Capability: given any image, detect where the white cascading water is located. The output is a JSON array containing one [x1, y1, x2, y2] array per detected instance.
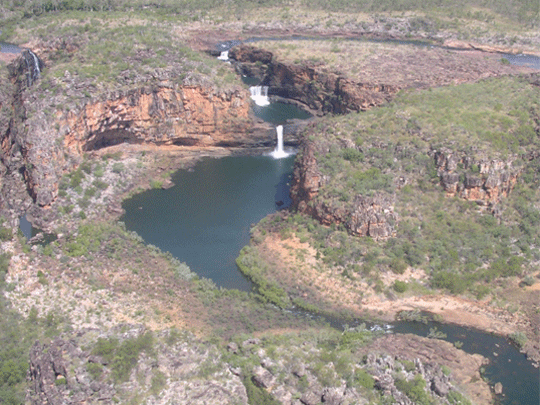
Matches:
[[24, 50, 41, 87], [217, 50, 229, 61], [249, 86, 270, 107], [270, 125, 290, 159], [30, 51, 40, 76]]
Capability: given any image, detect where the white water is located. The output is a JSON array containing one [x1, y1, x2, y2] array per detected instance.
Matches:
[[270, 125, 291, 159], [217, 50, 229, 61], [24, 50, 41, 86], [250, 86, 270, 107], [30, 51, 40, 76]]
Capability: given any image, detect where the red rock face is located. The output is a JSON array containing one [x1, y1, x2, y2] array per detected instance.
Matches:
[[229, 44, 399, 114], [4, 62, 263, 208], [434, 149, 521, 205], [264, 61, 399, 113], [60, 85, 253, 154]]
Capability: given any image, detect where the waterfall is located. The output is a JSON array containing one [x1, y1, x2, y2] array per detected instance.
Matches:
[[30, 51, 40, 77], [249, 86, 270, 107], [217, 50, 229, 61], [23, 50, 41, 87], [270, 125, 290, 159]]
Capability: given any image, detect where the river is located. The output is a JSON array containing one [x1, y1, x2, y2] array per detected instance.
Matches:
[[119, 95, 538, 404]]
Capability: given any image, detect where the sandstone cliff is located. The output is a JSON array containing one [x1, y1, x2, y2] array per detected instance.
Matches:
[[230, 45, 399, 114], [433, 148, 523, 205], [0, 49, 269, 210]]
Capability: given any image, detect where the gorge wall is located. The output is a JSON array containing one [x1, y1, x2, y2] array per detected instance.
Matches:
[[290, 132, 527, 240], [0, 50, 277, 211], [433, 148, 524, 206], [229, 45, 399, 114]]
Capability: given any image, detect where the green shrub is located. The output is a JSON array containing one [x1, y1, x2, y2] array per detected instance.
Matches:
[[54, 377, 67, 385], [0, 227, 12, 242], [151, 180, 163, 189], [93, 332, 154, 383], [509, 331, 528, 349], [86, 362, 103, 379], [93, 338, 119, 362], [243, 375, 281, 405], [37, 271, 48, 286], [112, 163, 125, 174], [447, 390, 472, 405], [400, 359, 416, 372], [92, 180, 108, 190], [431, 271, 467, 294], [150, 370, 167, 395], [342, 148, 364, 162], [354, 368, 375, 389], [393, 280, 408, 293], [389, 258, 407, 274], [70, 169, 84, 188], [395, 375, 435, 405], [236, 247, 290, 308]]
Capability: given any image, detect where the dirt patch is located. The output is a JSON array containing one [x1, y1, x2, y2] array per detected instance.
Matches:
[[256, 231, 534, 340]]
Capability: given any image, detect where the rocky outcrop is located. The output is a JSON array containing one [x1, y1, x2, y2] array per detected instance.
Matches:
[[432, 148, 522, 205], [27, 328, 248, 405], [227, 333, 486, 405], [229, 45, 399, 114], [365, 333, 491, 405], [291, 137, 397, 239], [229, 46, 273, 64], [27, 338, 116, 405]]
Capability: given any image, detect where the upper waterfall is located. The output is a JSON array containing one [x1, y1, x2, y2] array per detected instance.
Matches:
[[217, 50, 229, 61], [250, 86, 270, 107], [22, 50, 41, 87]]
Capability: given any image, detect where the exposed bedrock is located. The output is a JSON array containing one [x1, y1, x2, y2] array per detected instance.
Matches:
[[290, 133, 526, 239], [432, 148, 524, 206], [229, 44, 399, 114]]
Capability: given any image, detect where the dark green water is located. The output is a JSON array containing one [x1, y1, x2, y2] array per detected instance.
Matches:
[[252, 101, 312, 124], [120, 154, 295, 290]]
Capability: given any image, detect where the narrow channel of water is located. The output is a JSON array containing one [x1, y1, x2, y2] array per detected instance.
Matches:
[[393, 321, 539, 405]]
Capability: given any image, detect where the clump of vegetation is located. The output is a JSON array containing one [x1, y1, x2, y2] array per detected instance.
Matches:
[[236, 246, 290, 308], [0, 224, 12, 242], [93, 331, 154, 382], [508, 331, 528, 349], [393, 280, 408, 293], [395, 374, 435, 405]]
